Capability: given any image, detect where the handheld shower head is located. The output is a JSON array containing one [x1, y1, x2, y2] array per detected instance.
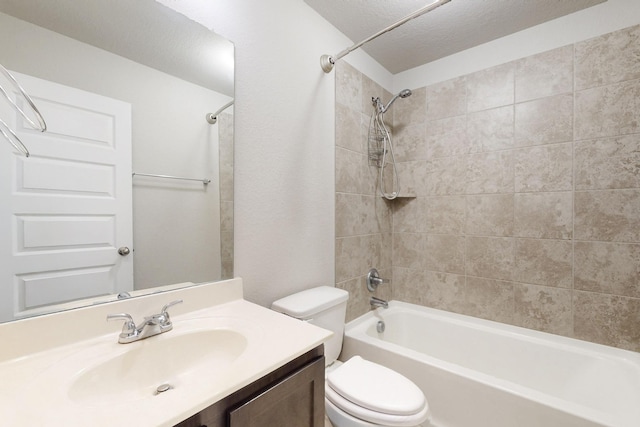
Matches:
[[381, 89, 412, 113]]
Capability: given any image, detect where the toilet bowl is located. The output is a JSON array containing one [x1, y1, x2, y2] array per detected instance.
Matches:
[[271, 286, 430, 427]]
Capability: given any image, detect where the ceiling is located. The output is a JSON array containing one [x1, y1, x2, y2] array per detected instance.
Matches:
[[0, 0, 234, 95], [304, 0, 606, 74]]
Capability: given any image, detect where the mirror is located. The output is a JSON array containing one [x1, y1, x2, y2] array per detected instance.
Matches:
[[0, 0, 234, 322]]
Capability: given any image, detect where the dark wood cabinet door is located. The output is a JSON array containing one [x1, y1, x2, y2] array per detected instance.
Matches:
[[174, 347, 325, 427], [229, 356, 325, 427]]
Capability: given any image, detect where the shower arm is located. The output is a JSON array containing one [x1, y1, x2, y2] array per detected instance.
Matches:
[[320, 0, 451, 73]]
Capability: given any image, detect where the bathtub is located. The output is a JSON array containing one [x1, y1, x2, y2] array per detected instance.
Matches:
[[340, 301, 640, 427]]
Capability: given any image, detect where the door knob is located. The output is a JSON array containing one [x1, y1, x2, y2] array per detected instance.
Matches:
[[118, 246, 131, 256]]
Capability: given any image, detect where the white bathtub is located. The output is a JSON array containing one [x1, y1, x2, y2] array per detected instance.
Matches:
[[340, 301, 640, 427]]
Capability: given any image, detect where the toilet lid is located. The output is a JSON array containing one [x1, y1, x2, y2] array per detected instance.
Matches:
[[326, 387, 430, 427], [327, 356, 426, 416]]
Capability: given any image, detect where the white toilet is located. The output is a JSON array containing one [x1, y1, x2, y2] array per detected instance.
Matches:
[[272, 286, 430, 427]]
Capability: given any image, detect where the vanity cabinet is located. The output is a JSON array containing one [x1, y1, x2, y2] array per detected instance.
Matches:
[[175, 346, 325, 427]]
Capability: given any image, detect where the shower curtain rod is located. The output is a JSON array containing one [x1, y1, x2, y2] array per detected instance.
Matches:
[[206, 99, 234, 125], [320, 0, 451, 73]]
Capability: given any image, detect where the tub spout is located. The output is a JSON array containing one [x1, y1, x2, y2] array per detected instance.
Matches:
[[370, 297, 389, 309]]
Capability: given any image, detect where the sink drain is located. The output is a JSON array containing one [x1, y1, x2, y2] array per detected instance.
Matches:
[[155, 383, 172, 395]]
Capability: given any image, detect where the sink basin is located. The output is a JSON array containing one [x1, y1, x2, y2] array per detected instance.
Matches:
[[67, 328, 247, 406]]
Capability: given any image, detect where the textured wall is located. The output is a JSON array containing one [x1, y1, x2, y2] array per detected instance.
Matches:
[[336, 24, 640, 352]]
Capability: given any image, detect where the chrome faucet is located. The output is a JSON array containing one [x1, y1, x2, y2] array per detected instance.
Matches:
[[107, 300, 183, 344], [370, 296, 389, 309], [366, 268, 390, 291]]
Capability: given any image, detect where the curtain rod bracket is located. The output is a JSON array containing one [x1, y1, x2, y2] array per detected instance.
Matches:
[[320, 54, 335, 73], [320, 0, 451, 73]]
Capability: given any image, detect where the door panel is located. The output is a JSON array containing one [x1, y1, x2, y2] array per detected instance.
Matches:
[[0, 71, 132, 321]]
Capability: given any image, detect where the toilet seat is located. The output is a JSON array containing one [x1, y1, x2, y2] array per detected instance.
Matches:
[[326, 356, 429, 426]]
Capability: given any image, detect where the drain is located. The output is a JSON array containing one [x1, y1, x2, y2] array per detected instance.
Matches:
[[155, 383, 172, 395], [376, 320, 385, 333]]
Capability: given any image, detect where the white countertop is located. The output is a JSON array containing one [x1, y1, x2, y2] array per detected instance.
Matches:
[[0, 278, 332, 426]]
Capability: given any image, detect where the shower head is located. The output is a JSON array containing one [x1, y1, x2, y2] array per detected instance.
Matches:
[[381, 89, 412, 113]]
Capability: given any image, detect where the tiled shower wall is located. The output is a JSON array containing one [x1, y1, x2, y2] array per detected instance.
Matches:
[[335, 24, 640, 352], [219, 111, 234, 279], [335, 65, 394, 319]]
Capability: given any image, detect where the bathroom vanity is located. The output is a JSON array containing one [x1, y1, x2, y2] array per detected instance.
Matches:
[[0, 278, 331, 426], [177, 347, 325, 426]]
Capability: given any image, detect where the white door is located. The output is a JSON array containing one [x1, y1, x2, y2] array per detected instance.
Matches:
[[0, 72, 132, 321]]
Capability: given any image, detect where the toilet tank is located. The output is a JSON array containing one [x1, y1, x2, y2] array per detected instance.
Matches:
[[271, 286, 348, 365]]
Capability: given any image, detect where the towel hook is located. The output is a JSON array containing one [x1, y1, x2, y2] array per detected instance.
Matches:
[[0, 64, 47, 132]]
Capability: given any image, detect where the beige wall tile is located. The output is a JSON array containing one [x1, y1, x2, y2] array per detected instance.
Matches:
[[515, 45, 574, 102], [574, 291, 640, 352], [426, 156, 466, 195], [336, 194, 387, 237], [466, 62, 515, 112], [336, 147, 363, 194], [463, 277, 514, 323], [466, 236, 514, 281], [575, 189, 640, 242], [336, 234, 390, 284], [423, 270, 466, 313], [426, 195, 466, 235], [373, 195, 392, 233], [363, 233, 391, 272], [467, 105, 514, 152], [336, 103, 363, 152], [425, 234, 466, 274], [394, 123, 427, 162], [426, 76, 466, 120], [337, 276, 369, 322], [514, 238, 572, 288], [393, 232, 426, 270], [392, 86, 427, 127], [336, 193, 360, 238], [513, 283, 573, 336], [465, 194, 514, 237], [575, 79, 640, 140], [221, 231, 233, 279], [393, 197, 428, 233], [336, 236, 362, 283], [393, 267, 427, 305], [514, 143, 573, 192], [396, 160, 427, 197], [362, 73, 391, 114], [514, 192, 572, 239], [466, 151, 514, 194], [363, 162, 379, 196], [575, 241, 640, 298], [380, 232, 393, 268], [360, 112, 372, 156], [426, 115, 469, 159], [575, 24, 640, 90], [515, 94, 573, 147], [335, 61, 362, 111], [221, 201, 234, 233], [575, 134, 640, 190]]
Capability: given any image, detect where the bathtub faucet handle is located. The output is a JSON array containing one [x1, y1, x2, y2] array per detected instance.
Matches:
[[367, 268, 389, 292]]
